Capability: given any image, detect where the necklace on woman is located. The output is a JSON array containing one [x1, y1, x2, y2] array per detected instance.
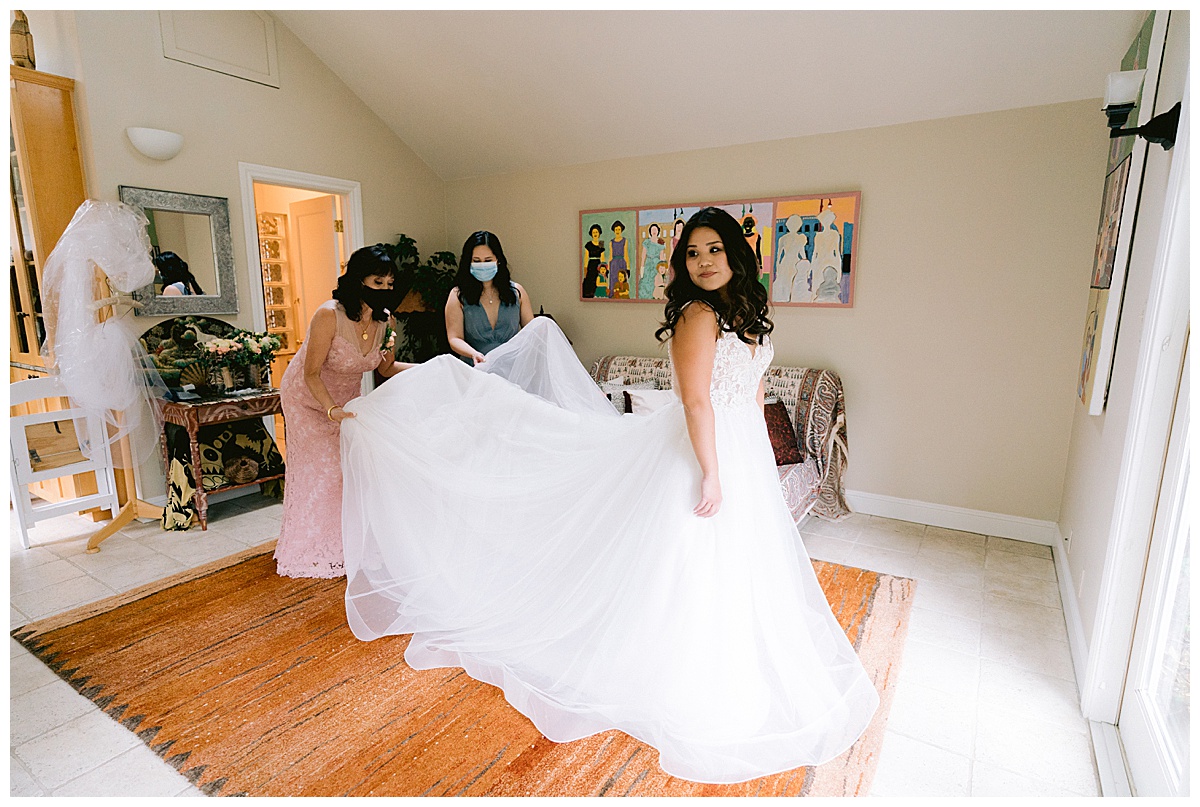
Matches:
[[357, 317, 372, 341]]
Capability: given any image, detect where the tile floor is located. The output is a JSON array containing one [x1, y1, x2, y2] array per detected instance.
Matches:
[[9, 501, 1100, 797]]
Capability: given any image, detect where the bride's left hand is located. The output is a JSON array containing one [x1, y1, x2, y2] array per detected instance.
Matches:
[[694, 475, 722, 518]]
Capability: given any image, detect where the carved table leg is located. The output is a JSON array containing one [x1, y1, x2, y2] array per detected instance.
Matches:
[[188, 425, 208, 530]]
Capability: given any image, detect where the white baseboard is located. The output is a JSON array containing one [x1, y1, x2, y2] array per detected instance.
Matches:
[[1051, 524, 1092, 711], [844, 489, 1059, 545]]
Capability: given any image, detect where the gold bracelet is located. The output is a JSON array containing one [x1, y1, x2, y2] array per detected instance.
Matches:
[[327, 405, 341, 421]]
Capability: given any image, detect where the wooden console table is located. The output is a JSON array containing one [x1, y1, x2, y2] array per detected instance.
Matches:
[[159, 389, 284, 530]]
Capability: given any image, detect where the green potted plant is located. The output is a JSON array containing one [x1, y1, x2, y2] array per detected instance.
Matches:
[[382, 235, 458, 363]]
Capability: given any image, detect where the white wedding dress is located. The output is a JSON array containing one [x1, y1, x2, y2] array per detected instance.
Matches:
[[340, 317, 878, 783]]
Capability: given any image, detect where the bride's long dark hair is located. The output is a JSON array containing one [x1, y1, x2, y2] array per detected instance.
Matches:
[[655, 206, 773, 345]]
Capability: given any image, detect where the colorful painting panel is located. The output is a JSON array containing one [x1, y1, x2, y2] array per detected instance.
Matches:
[[712, 201, 774, 296], [635, 208, 679, 301], [771, 192, 859, 307], [580, 209, 636, 300]]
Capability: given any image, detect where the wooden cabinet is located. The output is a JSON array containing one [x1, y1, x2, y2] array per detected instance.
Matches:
[[9, 66, 87, 368], [9, 66, 103, 515]]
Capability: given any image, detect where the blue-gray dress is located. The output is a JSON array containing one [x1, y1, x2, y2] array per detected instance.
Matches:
[[460, 283, 521, 362]]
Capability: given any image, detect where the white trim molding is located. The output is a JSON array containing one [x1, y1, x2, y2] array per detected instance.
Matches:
[[844, 489, 1058, 545], [160, 11, 280, 88], [1078, 60, 1190, 725], [1053, 524, 1092, 697]]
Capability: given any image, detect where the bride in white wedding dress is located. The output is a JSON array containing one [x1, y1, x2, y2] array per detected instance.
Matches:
[[339, 207, 878, 784]]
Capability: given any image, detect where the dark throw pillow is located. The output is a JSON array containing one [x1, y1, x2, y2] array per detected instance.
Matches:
[[764, 401, 803, 466]]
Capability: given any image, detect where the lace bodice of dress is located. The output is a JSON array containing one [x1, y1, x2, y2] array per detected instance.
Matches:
[[671, 331, 774, 410], [710, 331, 773, 409]]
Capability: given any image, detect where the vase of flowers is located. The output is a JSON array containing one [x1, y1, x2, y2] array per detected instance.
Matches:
[[239, 331, 282, 389], [199, 337, 243, 393]]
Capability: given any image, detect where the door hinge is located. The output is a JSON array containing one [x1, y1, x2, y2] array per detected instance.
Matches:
[[333, 219, 344, 233]]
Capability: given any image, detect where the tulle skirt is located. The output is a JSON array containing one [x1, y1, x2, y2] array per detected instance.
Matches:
[[339, 322, 878, 783]]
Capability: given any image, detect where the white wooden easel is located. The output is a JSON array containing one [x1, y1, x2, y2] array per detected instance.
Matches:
[[12, 274, 165, 552]]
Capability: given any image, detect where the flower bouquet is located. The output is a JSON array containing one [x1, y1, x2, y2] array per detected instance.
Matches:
[[198, 337, 245, 392], [237, 331, 283, 389]]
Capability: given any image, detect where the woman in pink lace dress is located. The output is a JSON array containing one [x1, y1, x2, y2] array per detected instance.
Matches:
[[275, 245, 414, 578]]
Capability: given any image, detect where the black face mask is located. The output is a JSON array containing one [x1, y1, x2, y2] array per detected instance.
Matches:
[[361, 286, 395, 321]]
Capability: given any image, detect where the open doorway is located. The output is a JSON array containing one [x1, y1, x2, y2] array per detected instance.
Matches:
[[252, 184, 346, 385], [252, 184, 345, 459], [238, 163, 364, 460]]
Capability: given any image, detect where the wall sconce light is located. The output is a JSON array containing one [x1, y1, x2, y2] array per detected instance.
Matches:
[[1103, 70, 1182, 151], [126, 127, 184, 160]]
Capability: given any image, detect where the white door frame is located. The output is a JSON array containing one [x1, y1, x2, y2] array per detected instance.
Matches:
[[1079, 69, 1190, 726], [1119, 342, 1189, 795], [236, 162, 365, 335]]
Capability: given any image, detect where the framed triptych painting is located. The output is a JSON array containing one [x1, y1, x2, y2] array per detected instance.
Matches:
[[580, 191, 861, 308]]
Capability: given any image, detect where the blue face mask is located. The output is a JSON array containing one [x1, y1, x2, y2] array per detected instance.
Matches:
[[469, 261, 498, 282]]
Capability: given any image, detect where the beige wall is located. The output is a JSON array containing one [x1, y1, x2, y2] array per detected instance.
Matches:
[[1057, 13, 1188, 646], [69, 9, 446, 336], [445, 101, 1109, 522], [56, 10, 448, 499]]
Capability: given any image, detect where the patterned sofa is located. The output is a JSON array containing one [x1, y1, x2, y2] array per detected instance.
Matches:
[[590, 355, 850, 524]]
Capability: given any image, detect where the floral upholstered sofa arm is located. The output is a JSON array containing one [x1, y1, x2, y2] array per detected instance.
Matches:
[[590, 355, 851, 524]]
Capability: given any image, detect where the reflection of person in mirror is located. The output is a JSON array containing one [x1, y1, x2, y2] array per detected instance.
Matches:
[[154, 251, 205, 296]]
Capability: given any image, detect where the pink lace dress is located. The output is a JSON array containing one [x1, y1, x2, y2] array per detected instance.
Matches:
[[274, 305, 384, 578]]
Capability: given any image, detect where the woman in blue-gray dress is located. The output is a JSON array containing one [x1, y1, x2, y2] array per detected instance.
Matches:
[[445, 231, 535, 365]]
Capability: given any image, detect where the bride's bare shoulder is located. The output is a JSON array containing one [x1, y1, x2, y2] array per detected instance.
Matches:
[[674, 301, 719, 342]]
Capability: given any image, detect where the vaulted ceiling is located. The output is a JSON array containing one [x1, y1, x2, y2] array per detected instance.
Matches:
[[273, 10, 1142, 182]]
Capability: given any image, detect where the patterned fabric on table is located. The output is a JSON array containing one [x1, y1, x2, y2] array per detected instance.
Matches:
[[161, 420, 285, 530], [591, 355, 851, 521]]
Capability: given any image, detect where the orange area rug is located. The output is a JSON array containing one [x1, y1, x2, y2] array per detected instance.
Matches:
[[12, 544, 913, 796]]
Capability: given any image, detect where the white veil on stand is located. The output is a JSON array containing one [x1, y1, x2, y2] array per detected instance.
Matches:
[[39, 200, 168, 467]]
